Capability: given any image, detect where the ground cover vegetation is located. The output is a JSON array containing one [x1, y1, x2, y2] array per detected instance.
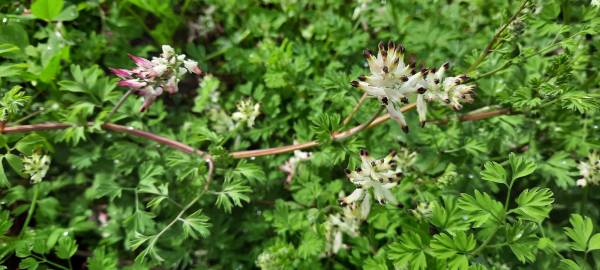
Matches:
[[1, 0, 600, 269]]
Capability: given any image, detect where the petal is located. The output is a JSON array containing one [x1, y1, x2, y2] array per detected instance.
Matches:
[[386, 102, 407, 128], [416, 94, 427, 125], [342, 188, 364, 204], [109, 68, 132, 79], [360, 192, 372, 219], [128, 54, 153, 68], [117, 79, 146, 89]]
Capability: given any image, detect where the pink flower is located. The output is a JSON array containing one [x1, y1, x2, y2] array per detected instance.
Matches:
[[111, 45, 203, 112], [128, 54, 153, 69], [117, 79, 146, 89], [109, 68, 133, 79], [163, 76, 178, 94]]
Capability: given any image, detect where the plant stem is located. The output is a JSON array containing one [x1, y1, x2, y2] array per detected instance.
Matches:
[[30, 254, 69, 270], [466, 0, 529, 73], [20, 185, 39, 237], [342, 93, 369, 126], [505, 181, 514, 211], [471, 228, 498, 256], [2, 105, 511, 160], [106, 89, 134, 122], [148, 195, 201, 248]]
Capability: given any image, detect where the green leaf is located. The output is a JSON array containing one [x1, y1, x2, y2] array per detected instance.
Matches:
[[429, 232, 476, 259], [508, 152, 536, 181], [388, 233, 428, 270], [31, 0, 64, 21], [297, 231, 324, 258], [563, 214, 594, 252], [588, 233, 600, 251], [15, 134, 51, 155], [18, 257, 39, 270], [215, 179, 251, 213], [513, 187, 554, 223], [53, 5, 79, 21], [559, 259, 581, 270], [5, 153, 25, 177], [480, 161, 507, 184], [55, 236, 78, 259], [458, 190, 505, 227], [180, 209, 211, 239], [87, 247, 118, 270], [430, 197, 470, 233], [506, 221, 538, 263], [0, 157, 9, 188], [231, 160, 266, 184]]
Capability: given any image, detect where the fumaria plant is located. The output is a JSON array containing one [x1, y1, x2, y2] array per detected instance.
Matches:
[[0, 0, 599, 269]]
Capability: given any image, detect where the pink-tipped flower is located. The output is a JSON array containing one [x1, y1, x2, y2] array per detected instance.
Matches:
[[112, 45, 204, 112], [128, 54, 153, 69], [117, 79, 146, 89], [109, 68, 133, 79], [184, 59, 202, 75]]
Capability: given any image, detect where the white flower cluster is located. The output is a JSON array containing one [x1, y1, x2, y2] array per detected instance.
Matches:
[[232, 99, 261, 128], [23, 153, 51, 184], [577, 151, 600, 187], [324, 206, 362, 255], [351, 41, 475, 132], [111, 45, 202, 112], [322, 148, 415, 255], [341, 149, 406, 207]]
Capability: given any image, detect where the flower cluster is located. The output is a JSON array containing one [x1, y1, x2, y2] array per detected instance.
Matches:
[[351, 41, 475, 132], [23, 152, 51, 184], [111, 45, 202, 112], [577, 151, 600, 187], [324, 206, 362, 255], [232, 98, 261, 128], [341, 149, 407, 207]]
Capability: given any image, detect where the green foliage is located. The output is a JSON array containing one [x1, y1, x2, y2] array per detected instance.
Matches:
[[0, 0, 599, 269]]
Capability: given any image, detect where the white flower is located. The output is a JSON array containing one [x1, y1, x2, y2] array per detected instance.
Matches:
[[577, 151, 600, 187], [341, 149, 410, 209], [411, 201, 435, 220], [279, 148, 312, 184], [592, 0, 600, 7], [232, 99, 261, 128], [324, 205, 363, 255], [351, 41, 475, 132], [23, 153, 51, 184], [161, 45, 175, 58]]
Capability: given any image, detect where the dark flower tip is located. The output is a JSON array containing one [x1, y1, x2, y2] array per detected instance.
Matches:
[[363, 49, 373, 59], [402, 126, 409, 133], [443, 62, 450, 70], [387, 41, 395, 50], [360, 149, 369, 156], [358, 75, 367, 81], [389, 149, 397, 156], [417, 87, 427, 94], [420, 121, 426, 128], [401, 97, 409, 104], [351, 80, 359, 87]]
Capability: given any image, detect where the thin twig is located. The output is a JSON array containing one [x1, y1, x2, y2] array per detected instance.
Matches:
[[342, 93, 369, 126], [466, 0, 529, 73], [106, 89, 134, 122], [3, 104, 510, 160]]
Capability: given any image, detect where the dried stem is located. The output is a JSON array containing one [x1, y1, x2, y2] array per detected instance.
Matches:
[[3, 104, 510, 160]]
